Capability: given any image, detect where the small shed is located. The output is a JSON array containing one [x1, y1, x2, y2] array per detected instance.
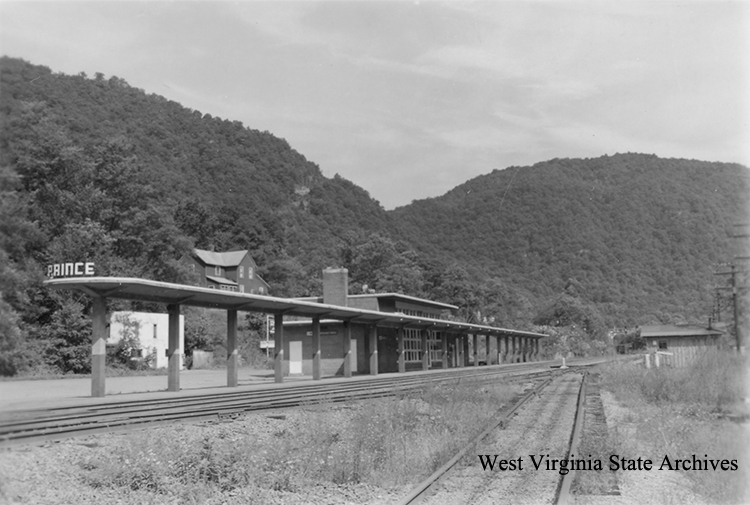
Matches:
[[638, 324, 723, 367]]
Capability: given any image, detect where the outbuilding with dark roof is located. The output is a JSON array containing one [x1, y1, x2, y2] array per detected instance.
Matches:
[[639, 324, 723, 367]]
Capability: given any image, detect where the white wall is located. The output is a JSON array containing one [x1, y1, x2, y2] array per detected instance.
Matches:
[[109, 311, 185, 369]]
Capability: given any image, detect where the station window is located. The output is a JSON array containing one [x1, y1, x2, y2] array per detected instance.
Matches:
[[658, 340, 668, 350], [153, 324, 158, 339], [248, 267, 254, 279], [240, 285, 245, 293], [239, 266, 244, 278], [258, 286, 264, 294], [215, 266, 222, 276]]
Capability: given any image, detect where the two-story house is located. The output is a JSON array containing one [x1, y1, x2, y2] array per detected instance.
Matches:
[[184, 249, 270, 294]]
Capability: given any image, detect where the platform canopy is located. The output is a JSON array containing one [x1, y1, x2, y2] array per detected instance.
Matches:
[[44, 277, 546, 339]]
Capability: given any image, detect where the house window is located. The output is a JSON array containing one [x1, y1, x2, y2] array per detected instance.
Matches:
[[153, 324, 158, 339], [215, 266, 222, 276], [658, 340, 668, 350], [239, 266, 244, 278], [239, 285, 245, 293], [208, 285, 215, 289], [248, 267, 254, 279], [258, 286, 265, 294]]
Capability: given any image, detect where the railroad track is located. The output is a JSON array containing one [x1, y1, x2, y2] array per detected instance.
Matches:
[[397, 371, 592, 505], [0, 363, 563, 447]]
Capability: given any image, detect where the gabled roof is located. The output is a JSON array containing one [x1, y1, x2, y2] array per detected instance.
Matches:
[[193, 249, 249, 267], [639, 325, 723, 338], [205, 275, 238, 286]]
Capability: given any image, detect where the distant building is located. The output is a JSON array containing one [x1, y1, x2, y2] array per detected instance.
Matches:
[[182, 249, 270, 294], [639, 324, 723, 367], [109, 311, 185, 369]]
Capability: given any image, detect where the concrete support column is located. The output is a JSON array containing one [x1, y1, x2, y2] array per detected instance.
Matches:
[[529, 338, 534, 361], [473, 334, 479, 367], [510, 336, 517, 363], [452, 333, 461, 368], [91, 296, 107, 397], [167, 304, 181, 392], [516, 336, 522, 363], [527, 338, 534, 362], [486, 335, 493, 365], [368, 325, 378, 375], [462, 334, 469, 367], [520, 337, 526, 363], [421, 329, 429, 371], [524, 337, 530, 362], [274, 313, 284, 383], [343, 321, 352, 378], [535, 338, 540, 360], [517, 337, 523, 363], [312, 317, 321, 380], [398, 326, 406, 373], [441, 332, 448, 369], [502, 336, 509, 364], [227, 310, 238, 387]]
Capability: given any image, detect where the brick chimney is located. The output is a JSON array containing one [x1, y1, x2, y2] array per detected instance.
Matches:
[[322, 268, 349, 307]]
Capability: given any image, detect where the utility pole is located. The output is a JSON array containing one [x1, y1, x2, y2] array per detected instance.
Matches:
[[715, 264, 747, 352], [714, 224, 749, 352]]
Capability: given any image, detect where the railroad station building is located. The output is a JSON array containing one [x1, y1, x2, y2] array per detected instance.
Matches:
[[280, 268, 540, 377], [44, 268, 546, 397]]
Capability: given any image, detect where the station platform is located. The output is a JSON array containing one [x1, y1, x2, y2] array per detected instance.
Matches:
[[0, 367, 301, 413], [0, 358, 594, 415]]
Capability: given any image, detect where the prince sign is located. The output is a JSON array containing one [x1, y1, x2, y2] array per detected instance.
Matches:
[[47, 262, 95, 278]]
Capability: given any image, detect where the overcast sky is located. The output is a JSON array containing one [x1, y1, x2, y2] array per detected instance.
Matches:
[[1, 1, 748, 209]]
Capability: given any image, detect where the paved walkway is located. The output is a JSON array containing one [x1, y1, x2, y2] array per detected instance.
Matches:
[[0, 368, 285, 412]]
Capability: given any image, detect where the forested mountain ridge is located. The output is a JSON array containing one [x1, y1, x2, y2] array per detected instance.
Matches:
[[392, 155, 748, 324], [0, 56, 747, 375], [0, 56, 393, 293]]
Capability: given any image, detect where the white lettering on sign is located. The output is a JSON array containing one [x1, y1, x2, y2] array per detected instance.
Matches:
[[46, 262, 95, 278]]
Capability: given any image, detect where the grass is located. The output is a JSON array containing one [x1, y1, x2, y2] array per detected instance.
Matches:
[[74, 380, 520, 501], [598, 350, 749, 504]]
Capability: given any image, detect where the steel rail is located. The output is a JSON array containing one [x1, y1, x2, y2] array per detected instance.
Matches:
[[554, 371, 589, 505], [395, 377, 555, 505], [0, 364, 559, 447]]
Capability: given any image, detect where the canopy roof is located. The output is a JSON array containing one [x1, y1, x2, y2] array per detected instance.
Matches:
[[44, 277, 546, 339]]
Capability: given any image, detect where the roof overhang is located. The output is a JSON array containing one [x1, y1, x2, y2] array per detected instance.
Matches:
[[44, 277, 547, 339], [639, 325, 723, 338]]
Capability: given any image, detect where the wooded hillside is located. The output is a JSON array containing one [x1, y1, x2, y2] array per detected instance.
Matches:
[[392, 155, 748, 325], [1, 56, 746, 375]]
